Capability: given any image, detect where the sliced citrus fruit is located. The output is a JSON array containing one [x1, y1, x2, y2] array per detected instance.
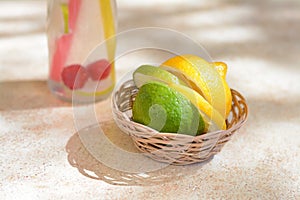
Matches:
[[60, 3, 69, 33], [168, 83, 226, 130], [160, 66, 204, 95], [161, 55, 227, 119], [211, 62, 232, 117], [133, 65, 186, 88], [132, 65, 226, 131], [132, 82, 205, 136]]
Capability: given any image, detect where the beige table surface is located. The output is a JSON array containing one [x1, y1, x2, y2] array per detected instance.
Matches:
[[1, 0, 300, 199]]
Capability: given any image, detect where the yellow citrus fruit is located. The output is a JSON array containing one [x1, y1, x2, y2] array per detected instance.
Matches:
[[168, 83, 226, 130], [211, 62, 232, 117], [161, 55, 227, 119]]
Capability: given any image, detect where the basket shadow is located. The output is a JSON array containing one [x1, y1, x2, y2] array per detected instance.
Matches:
[[0, 80, 70, 111], [65, 122, 213, 186]]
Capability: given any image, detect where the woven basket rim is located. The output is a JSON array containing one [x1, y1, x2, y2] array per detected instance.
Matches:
[[112, 79, 248, 139]]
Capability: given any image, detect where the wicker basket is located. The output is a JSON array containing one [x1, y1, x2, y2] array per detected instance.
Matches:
[[112, 80, 248, 165]]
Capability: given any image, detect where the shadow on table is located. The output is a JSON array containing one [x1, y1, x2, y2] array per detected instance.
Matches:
[[0, 80, 70, 111], [66, 122, 212, 186]]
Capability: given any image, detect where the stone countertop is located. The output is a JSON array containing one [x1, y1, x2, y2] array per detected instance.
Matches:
[[1, 0, 300, 199]]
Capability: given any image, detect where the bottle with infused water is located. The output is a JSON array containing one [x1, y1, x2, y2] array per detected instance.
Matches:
[[47, 0, 117, 103]]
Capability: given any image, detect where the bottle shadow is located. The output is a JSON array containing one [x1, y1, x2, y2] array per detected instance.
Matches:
[[0, 80, 70, 111], [65, 122, 213, 186]]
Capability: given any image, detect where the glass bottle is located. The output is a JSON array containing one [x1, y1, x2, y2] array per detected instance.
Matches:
[[47, 0, 117, 103]]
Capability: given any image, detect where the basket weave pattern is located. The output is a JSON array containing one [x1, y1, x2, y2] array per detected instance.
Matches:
[[112, 80, 248, 165]]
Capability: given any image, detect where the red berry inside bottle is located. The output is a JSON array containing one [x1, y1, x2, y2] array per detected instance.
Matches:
[[86, 59, 111, 81], [61, 64, 89, 90]]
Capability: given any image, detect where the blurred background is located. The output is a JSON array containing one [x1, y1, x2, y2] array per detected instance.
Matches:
[[0, 0, 300, 111], [0, 0, 299, 119], [1, 0, 299, 80]]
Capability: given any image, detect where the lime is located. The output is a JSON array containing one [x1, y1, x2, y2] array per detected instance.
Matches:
[[132, 82, 205, 136], [133, 65, 186, 88]]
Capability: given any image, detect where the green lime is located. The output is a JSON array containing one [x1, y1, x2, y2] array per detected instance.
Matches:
[[133, 65, 186, 88], [132, 82, 205, 136]]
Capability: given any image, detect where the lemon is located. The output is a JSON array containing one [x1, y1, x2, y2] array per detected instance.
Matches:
[[133, 65, 186, 88], [60, 3, 69, 34], [132, 82, 205, 136], [161, 66, 204, 96], [169, 83, 226, 130], [161, 55, 228, 119], [211, 62, 232, 117]]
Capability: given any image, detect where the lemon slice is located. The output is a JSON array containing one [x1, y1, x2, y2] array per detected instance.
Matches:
[[161, 55, 227, 119], [169, 83, 226, 130], [99, 0, 116, 83], [211, 62, 232, 117], [60, 3, 69, 33]]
